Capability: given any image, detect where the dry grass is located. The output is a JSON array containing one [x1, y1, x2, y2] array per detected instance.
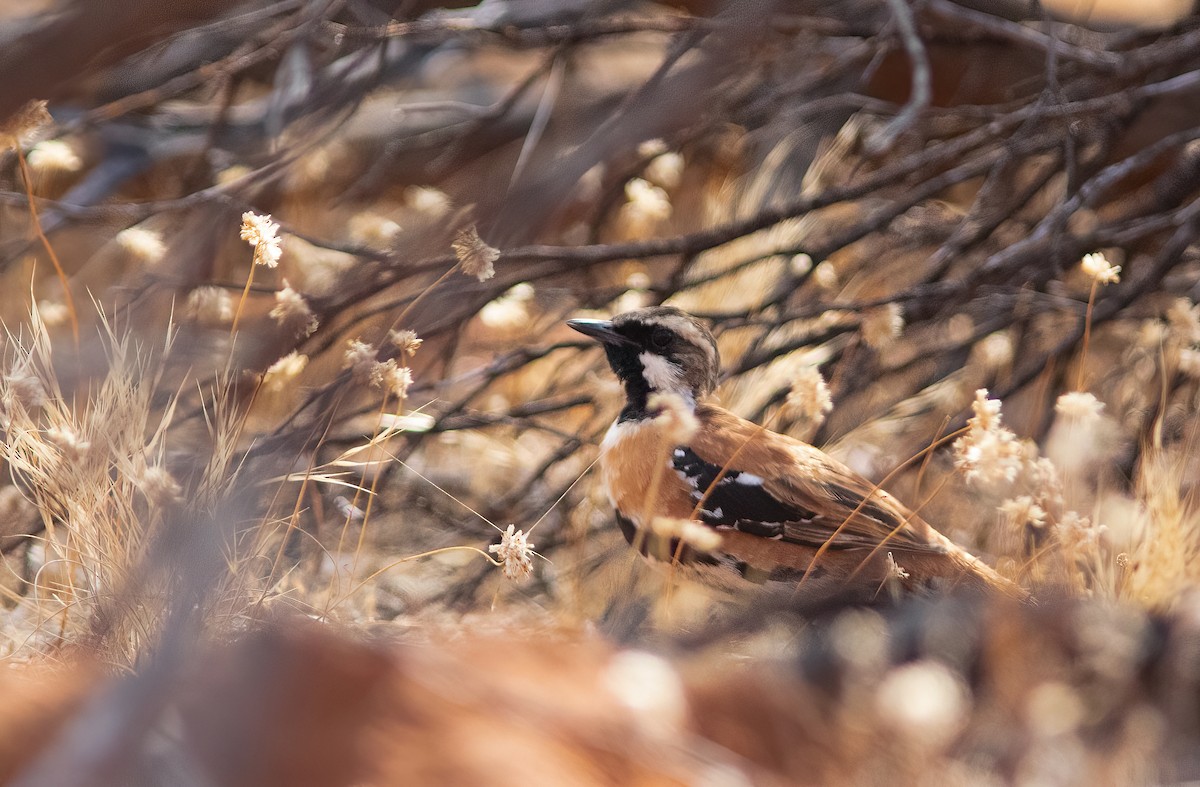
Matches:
[[2, 0, 1200, 783]]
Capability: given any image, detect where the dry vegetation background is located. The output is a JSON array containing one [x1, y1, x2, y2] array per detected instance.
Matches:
[[3, 0, 1200, 784]]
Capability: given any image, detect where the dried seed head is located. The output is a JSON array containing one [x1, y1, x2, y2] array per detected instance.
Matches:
[[269, 280, 318, 337], [1179, 348, 1200, 379], [646, 391, 698, 443], [262, 351, 308, 393], [957, 429, 1024, 487], [140, 465, 182, 507], [1080, 251, 1120, 285], [649, 516, 723, 553], [645, 151, 684, 190], [481, 283, 535, 332], [453, 225, 500, 282], [370, 360, 413, 399], [1137, 319, 1168, 349], [612, 273, 652, 312], [637, 138, 668, 158], [186, 286, 233, 325], [348, 212, 401, 246], [1055, 511, 1105, 546], [623, 177, 671, 222], [45, 426, 90, 461], [875, 661, 970, 748], [1028, 455, 1063, 510], [239, 211, 282, 267], [27, 139, 81, 173], [490, 524, 536, 582], [479, 287, 531, 331], [3, 367, 46, 412], [389, 329, 422, 356], [999, 495, 1046, 529], [1055, 391, 1104, 423], [391, 366, 414, 399], [886, 551, 910, 581], [967, 388, 1001, 431], [116, 227, 167, 266], [36, 300, 69, 327], [974, 331, 1014, 371], [369, 358, 395, 389], [344, 340, 377, 381], [784, 366, 833, 426], [1166, 298, 1200, 345], [953, 389, 1024, 487], [861, 303, 904, 350], [405, 186, 451, 217]]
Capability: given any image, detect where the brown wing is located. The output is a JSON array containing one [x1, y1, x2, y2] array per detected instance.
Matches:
[[683, 404, 947, 554]]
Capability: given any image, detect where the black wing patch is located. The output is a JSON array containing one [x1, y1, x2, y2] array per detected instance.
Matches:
[[671, 447, 816, 538]]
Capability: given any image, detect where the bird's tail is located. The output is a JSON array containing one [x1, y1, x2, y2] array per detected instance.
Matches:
[[904, 538, 1031, 602]]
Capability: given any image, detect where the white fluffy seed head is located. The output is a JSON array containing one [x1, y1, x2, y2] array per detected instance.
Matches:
[[785, 366, 833, 425], [27, 139, 81, 173], [239, 211, 282, 267], [1080, 251, 1120, 285], [875, 661, 970, 748], [269, 280, 318, 337], [861, 303, 904, 350], [453, 225, 500, 282], [650, 516, 722, 552], [116, 227, 167, 266], [489, 524, 535, 582], [262, 352, 308, 393], [647, 391, 698, 443], [1055, 391, 1104, 422]]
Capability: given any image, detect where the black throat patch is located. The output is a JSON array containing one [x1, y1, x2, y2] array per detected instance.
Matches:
[[602, 344, 652, 422]]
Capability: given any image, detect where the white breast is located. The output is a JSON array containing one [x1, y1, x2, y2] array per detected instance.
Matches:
[[600, 419, 640, 510]]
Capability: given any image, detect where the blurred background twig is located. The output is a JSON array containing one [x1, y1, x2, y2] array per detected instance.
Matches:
[[3, 0, 1200, 783]]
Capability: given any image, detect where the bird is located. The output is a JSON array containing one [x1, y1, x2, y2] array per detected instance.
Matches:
[[567, 305, 1026, 600]]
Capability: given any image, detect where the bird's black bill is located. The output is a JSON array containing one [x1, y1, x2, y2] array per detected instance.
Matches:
[[566, 318, 635, 347]]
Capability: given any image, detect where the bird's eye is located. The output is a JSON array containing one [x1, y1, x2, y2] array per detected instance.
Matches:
[[650, 328, 672, 350]]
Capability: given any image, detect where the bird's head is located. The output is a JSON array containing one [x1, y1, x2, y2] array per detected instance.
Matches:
[[567, 306, 720, 411]]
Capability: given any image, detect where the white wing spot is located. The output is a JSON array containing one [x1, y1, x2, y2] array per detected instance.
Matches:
[[674, 468, 703, 494], [734, 472, 765, 486]]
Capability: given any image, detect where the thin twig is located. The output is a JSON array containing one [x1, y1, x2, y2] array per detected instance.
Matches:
[[866, 0, 931, 154]]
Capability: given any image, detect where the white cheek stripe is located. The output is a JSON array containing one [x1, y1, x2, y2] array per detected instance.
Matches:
[[639, 352, 684, 392]]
